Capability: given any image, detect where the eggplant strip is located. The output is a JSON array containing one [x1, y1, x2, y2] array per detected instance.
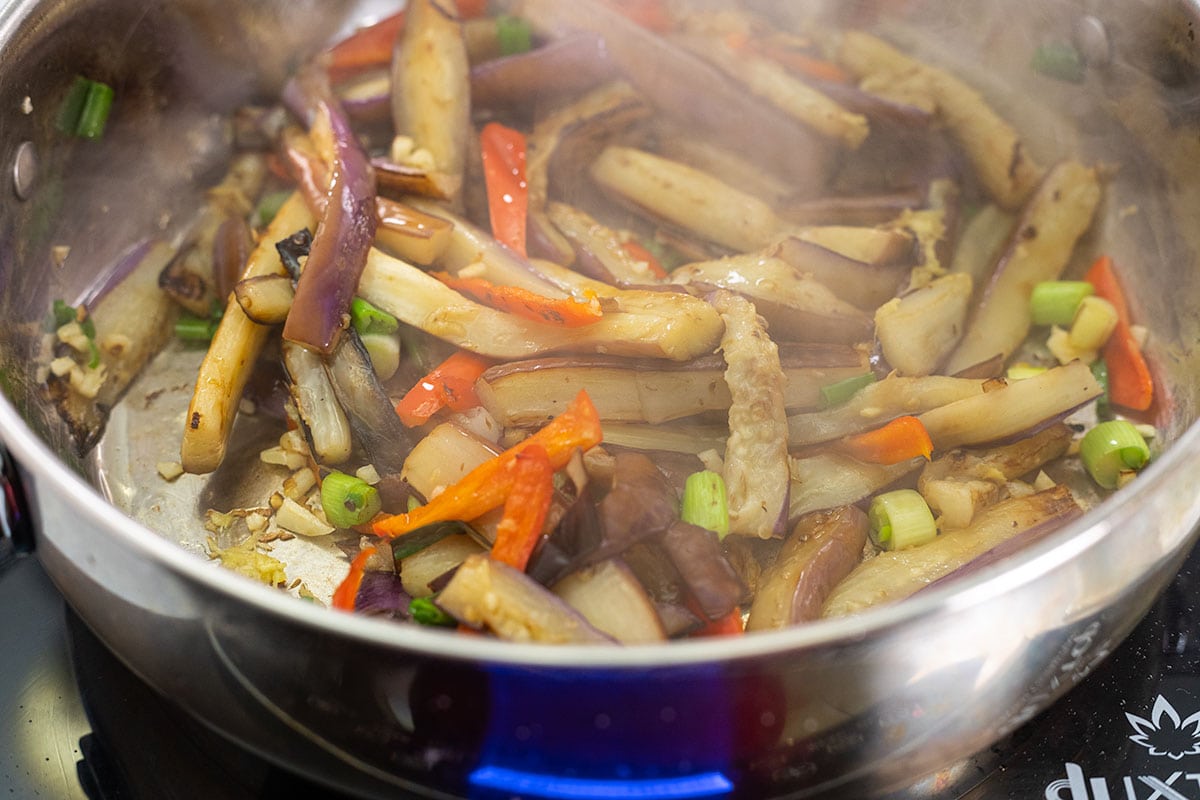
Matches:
[[357, 248, 724, 361], [822, 485, 1082, 618], [712, 291, 790, 539], [788, 453, 924, 521], [182, 193, 316, 474], [476, 346, 868, 428], [391, 0, 470, 206], [919, 360, 1102, 451], [943, 161, 1102, 375], [918, 423, 1073, 529], [874, 272, 973, 376], [747, 506, 869, 630], [771, 236, 910, 310], [281, 341, 352, 465], [547, 202, 666, 286], [787, 374, 988, 447], [552, 560, 667, 644], [837, 30, 1043, 209], [670, 255, 873, 344]]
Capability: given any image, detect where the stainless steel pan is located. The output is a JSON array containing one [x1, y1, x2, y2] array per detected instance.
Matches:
[[4, 0, 1200, 797]]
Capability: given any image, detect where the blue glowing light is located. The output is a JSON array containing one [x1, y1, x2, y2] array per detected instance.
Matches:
[[468, 767, 734, 799]]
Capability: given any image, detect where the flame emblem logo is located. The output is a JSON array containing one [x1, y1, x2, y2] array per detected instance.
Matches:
[[1126, 695, 1200, 760]]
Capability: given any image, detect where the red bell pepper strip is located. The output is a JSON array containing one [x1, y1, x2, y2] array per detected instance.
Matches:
[[686, 598, 744, 637], [1085, 256, 1154, 412], [480, 122, 529, 257], [621, 240, 669, 280], [490, 444, 554, 571], [373, 390, 603, 538], [326, 12, 407, 83], [434, 271, 604, 327], [455, 0, 489, 18], [332, 546, 378, 611], [837, 416, 933, 465], [395, 351, 491, 427]]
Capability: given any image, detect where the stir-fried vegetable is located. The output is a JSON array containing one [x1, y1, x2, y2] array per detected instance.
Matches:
[[95, 0, 1163, 643]]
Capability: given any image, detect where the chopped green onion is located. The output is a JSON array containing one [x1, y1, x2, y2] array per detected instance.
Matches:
[[391, 520, 477, 563], [820, 372, 876, 408], [1067, 295, 1118, 351], [680, 470, 730, 540], [320, 471, 383, 529], [251, 190, 292, 229], [407, 495, 423, 512], [496, 15, 533, 56], [175, 314, 220, 342], [868, 489, 938, 551], [641, 237, 689, 272], [56, 76, 92, 134], [409, 596, 456, 627], [76, 80, 115, 140], [1079, 420, 1150, 489], [51, 299, 76, 328], [1031, 41, 1086, 84], [350, 296, 400, 335], [1030, 281, 1094, 326], [1091, 360, 1111, 419]]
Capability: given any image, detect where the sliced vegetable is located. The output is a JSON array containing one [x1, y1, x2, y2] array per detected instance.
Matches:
[[1085, 256, 1154, 412], [1032, 42, 1086, 84], [332, 546, 378, 611], [1091, 360, 1111, 418], [175, 313, 221, 342], [496, 15, 534, 55], [490, 444, 554, 571], [321, 470, 383, 528], [1067, 295, 1118, 352], [1030, 280, 1094, 327], [480, 122, 530, 255], [1079, 420, 1151, 489], [820, 373, 877, 408], [372, 390, 602, 538], [434, 271, 603, 327], [391, 520, 481, 563], [868, 489, 937, 551], [680, 471, 730, 540], [395, 351, 491, 427], [60, 77, 116, 139], [350, 296, 400, 336], [326, 11, 408, 82], [409, 596, 457, 627], [837, 416, 933, 465]]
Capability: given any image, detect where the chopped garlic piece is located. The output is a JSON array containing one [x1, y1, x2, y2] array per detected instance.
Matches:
[[49, 356, 76, 377], [274, 496, 335, 537], [356, 464, 382, 485], [260, 446, 306, 471], [56, 321, 92, 354], [156, 461, 185, 482]]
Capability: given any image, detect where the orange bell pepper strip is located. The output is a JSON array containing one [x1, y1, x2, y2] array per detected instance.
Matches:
[[1085, 256, 1154, 412], [490, 444, 554, 571], [837, 416, 933, 465], [690, 607, 745, 638], [332, 546, 378, 611], [326, 11, 407, 83], [480, 122, 529, 257], [455, 0, 489, 18], [395, 351, 491, 427], [434, 271, 604, 327], [373, 390, 603, 538]]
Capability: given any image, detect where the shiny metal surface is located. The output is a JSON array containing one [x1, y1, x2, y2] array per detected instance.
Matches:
[[2, 0, 1200, 797]]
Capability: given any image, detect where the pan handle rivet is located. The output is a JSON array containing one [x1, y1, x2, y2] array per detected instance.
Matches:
[[12, 141, 37, 201]]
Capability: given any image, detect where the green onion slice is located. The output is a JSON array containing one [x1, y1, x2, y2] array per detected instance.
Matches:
[[868, 489, 938, 551], [175, 314, 219, 342], [820, 372, 876, 408], [1031, 42, 1086, 84], [76, 80, 115, 140], [496, 15, 533, 56], [350, 297, 400, 336], [51, 299, 76, 328], [320, 471, 383, 529], [252, 190, 292, 229], [56, 76, 92, 134], [1030, 281, 1094, 326], [1090, 360, 1111, 419], [391, 520, 480, 563], [680, 470, 730, 540], [1079, 420, 1150, 489], [409, 596, 457, 627]]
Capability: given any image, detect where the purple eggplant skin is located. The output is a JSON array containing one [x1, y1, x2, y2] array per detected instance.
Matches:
[[324, 330, 413, 476], [355, 571, 412, 619], [282, 103, 377, 355], [470, 32, 619, 111], [660, 521, 747, 621], [747, 506, 869, 631]]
